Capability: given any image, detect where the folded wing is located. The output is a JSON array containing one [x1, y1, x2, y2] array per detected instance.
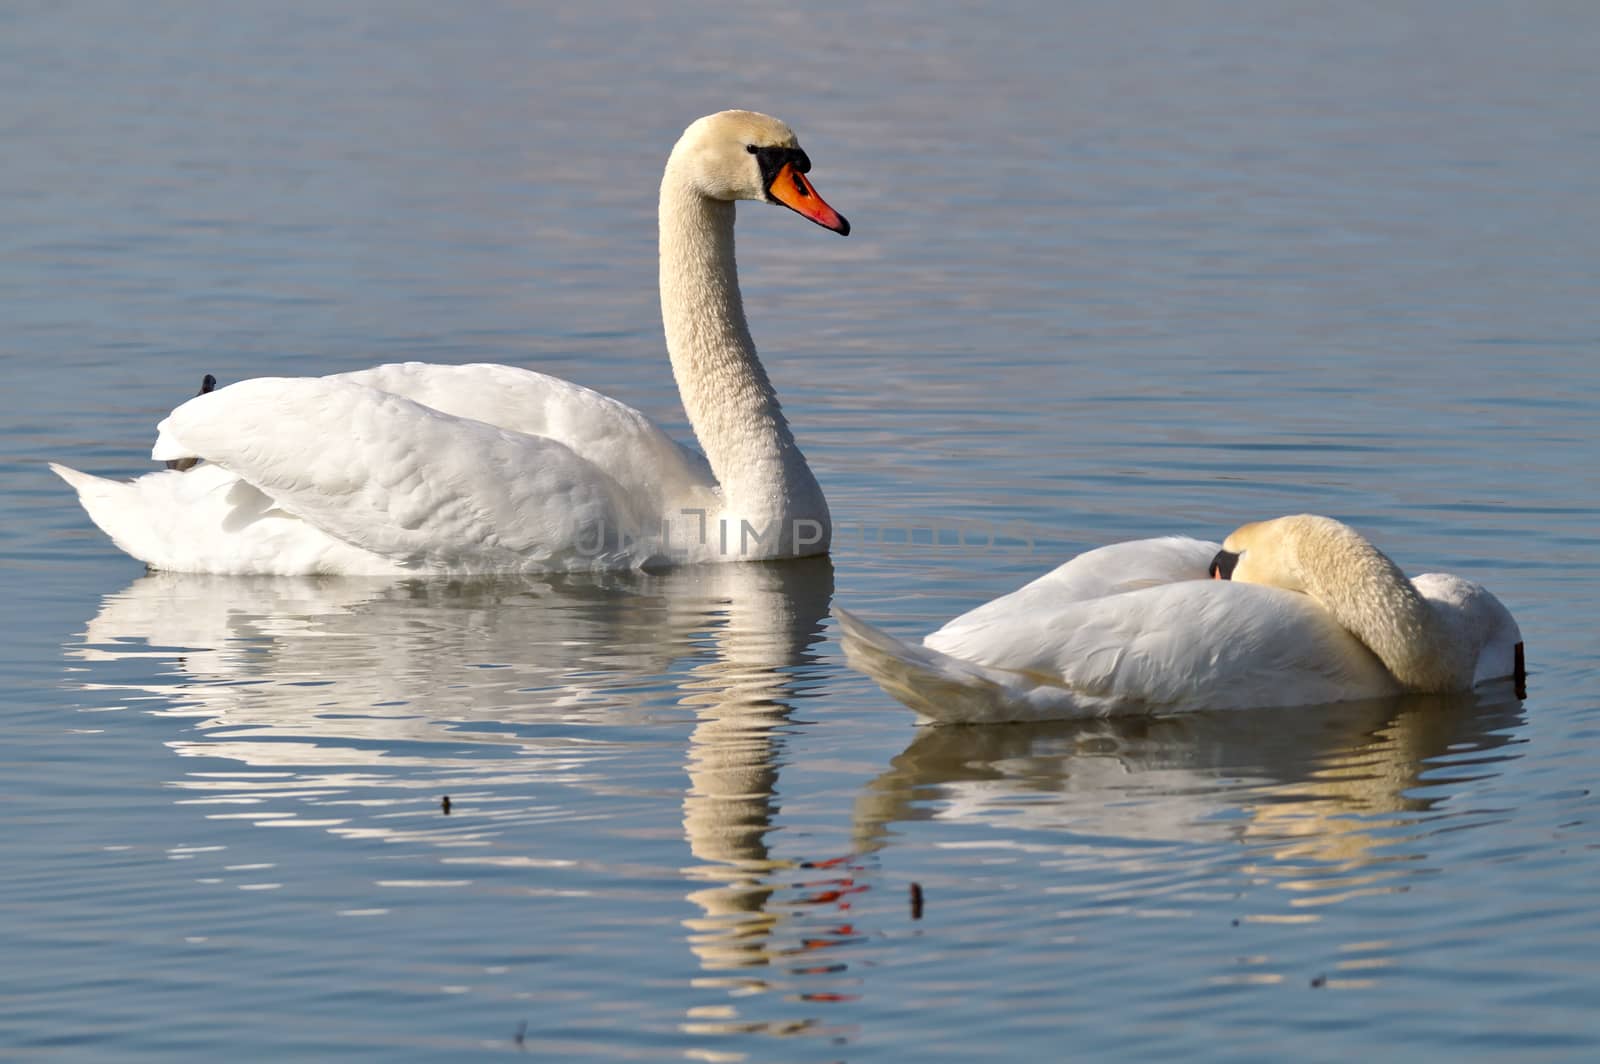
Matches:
[[334, 362, 715, 513], [153, 376, 638, 571]]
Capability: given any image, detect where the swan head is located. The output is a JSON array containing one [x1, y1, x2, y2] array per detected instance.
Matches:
[[1214, 515, 1527, 694], [1209, 514, 1322, 592], [1213, 514, 1415, 602], [667, 110, 850, 234]]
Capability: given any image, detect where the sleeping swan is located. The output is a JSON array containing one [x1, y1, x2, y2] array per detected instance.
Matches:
[[51, 110, 849, 575], [837, 515, 1524, 723]]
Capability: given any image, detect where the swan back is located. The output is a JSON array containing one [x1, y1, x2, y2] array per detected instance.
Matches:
[[334, 362, 718, 522]]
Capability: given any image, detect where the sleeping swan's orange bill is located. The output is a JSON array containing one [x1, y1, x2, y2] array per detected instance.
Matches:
[[768, 162, 850, 235]]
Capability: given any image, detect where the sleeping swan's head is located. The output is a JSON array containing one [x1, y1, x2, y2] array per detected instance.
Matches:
[[666, 110, 850, 235], [1208, 514, 1322, 591], [1210, 514, 1525, 693]]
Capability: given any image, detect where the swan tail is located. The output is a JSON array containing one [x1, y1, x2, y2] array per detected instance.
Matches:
[[51, 461, 409, 575], [835, 607, 1064, 724], [52, 462, 262, 573], [50, 463, 169, 566]]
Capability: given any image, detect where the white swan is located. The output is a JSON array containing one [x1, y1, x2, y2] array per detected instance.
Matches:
[[51, 110, 849, 575], [838, 515, 1524, 723]]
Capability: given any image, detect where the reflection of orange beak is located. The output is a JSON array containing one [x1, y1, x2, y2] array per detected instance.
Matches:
[[768, 162, 850, 235]]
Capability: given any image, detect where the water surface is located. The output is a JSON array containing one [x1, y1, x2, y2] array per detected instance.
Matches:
[[4, 2, 1599, 1060]]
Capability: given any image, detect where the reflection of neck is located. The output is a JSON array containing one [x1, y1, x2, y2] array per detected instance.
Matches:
[[677, 563, 828, 966], [680, 681, 785, 967], [680, 581, 801, 868], [657, 169, 828, 545]]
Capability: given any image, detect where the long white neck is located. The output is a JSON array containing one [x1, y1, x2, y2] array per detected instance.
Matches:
[[1294, 521, 1466, 691], [657, 164, 829, 552]]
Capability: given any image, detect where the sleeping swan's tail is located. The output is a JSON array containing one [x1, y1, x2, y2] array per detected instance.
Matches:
[[834, 608, 1043, 724]]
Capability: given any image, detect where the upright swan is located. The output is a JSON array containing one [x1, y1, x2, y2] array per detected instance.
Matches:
[[838, 515, 1523, 723], [52, 110, 849, 575]]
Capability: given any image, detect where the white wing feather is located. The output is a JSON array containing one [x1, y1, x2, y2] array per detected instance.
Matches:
[[929, 536, 1220, 639], [840, 536, 1401, 723], [59, 362, 730, 574], [153, 376, 637, 571], [332, 363, 716, 512]]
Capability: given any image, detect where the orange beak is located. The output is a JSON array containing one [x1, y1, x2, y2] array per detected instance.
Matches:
[[768, 162, 850, 235]]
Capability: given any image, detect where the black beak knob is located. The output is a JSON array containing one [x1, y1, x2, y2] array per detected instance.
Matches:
[[1209, 550, 1240, 580]]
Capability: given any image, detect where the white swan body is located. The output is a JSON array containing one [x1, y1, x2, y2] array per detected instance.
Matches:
[[52, 110, 849, 575], [839, 517, 1523, 724]]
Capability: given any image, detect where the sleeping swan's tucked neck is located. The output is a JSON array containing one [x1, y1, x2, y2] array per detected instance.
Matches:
[[659, 112, 843, 552], [1215, 514, 1521, 692]]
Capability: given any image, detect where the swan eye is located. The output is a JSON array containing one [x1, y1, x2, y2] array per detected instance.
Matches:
[[746, 144, 758, 154]]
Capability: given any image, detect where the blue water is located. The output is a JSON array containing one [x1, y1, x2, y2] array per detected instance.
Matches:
[[4, 2, 1599, 1060]]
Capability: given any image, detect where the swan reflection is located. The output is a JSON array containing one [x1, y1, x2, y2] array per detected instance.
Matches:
[[854, 688, 1524, 923], [68, 558, 858, 1045]]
